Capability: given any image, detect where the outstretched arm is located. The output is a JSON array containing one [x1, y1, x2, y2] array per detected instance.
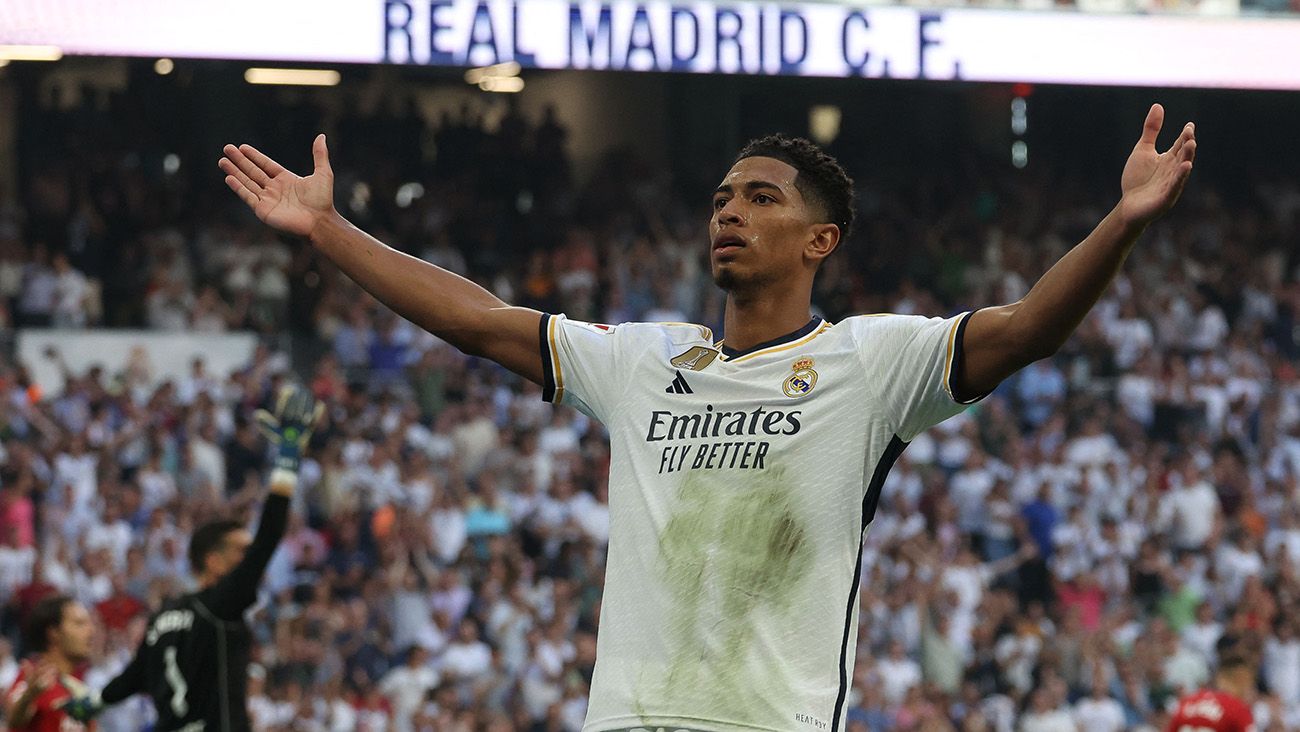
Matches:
[[956, 104, 1197, 399], [99, 643, 146, 704], [61, 647, 142, 721], [219, 136, 543, 384], [208, 385, 323, 619]]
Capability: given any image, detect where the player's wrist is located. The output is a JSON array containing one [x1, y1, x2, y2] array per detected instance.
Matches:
[[269, 466, 300, 489], [306, 208, 346, 247], [1114, 196, 1155, 235], [59, 690, 103, 722]]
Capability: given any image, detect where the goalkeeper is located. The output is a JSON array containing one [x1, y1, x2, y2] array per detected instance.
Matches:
[[63, 385, 323, 731]]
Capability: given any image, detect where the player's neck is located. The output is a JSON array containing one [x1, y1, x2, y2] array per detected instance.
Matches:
[[45, 651, 74, 676], [1217, 675, 1249, 701], [722, 287, 814, 353]]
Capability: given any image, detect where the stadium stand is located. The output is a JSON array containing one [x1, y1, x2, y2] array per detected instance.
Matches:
[[1, 83, 1299, 732]]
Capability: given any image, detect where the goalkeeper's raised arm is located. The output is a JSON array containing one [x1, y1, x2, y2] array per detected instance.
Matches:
[[219, 137, 544, 384], [64, 385, 323, 732]]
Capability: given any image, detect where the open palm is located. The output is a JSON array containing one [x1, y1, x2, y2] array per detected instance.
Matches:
[[219, 134, 335, 237], [1120, 104, 1197, 226]]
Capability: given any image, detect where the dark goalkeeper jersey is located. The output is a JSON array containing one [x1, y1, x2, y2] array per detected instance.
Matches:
[[102, 494, 289, 732]]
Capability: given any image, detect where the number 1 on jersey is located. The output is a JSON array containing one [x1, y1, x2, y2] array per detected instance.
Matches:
[[163, 646, 190, 717]]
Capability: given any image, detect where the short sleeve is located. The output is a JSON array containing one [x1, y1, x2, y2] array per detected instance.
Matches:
[[6, 672, 27, 707], [847, 311, 984, 442], [1237, 698, 1256, 731], [539, 313, 628, 422]]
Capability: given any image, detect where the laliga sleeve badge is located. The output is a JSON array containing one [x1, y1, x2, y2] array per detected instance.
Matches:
[[783, 357, 818, 398]]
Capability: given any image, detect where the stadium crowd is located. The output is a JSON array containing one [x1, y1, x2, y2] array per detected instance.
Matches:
[[1, 88, 1300, 732]]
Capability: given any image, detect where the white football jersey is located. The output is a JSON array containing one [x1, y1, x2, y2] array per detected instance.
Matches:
[[539, 312, 980, 732]]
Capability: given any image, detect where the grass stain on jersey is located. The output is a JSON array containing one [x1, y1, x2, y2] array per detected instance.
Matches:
[[646, 466, 813, 720]]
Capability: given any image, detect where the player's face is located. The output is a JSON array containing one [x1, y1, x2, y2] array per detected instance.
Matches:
[[55, 602, 95, 662], [709, 157, 830, 291], [214, 529, 253, 578]]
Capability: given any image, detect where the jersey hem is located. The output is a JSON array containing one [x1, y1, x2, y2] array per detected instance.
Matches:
[[587, 713, 788, 732]]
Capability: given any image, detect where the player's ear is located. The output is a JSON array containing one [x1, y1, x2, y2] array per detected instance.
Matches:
[[806, 223, 840, 263]]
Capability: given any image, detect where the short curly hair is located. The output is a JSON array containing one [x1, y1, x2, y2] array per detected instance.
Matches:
[[734, 135, 855, 242]]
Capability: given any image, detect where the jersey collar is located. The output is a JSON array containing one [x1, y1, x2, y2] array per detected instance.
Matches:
[[718, 316, 824, 361]]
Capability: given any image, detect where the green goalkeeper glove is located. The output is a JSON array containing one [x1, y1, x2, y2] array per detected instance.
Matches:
[[59, 690, 104, 722], [254, 384, 324, 474]]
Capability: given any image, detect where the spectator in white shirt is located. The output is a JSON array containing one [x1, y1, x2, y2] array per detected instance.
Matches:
[[570, 480, 610, 545], [996, 619, 1044, 696], [379, 646, 441, 732], [17, 244, 57, 327], [428, 490, 468, 565], [0, 526, 35, 602], [1162, 630, 1210, 695], [876, 639, 922, 705], [1181, 602, 1223, 665], [50, 253, 91, 328], [950, 450, 997, 538], [1214, 528, 1264, 600], [82, 500, 133, 571], [532, 619, 575, 681], [72, 546, 114, 605], [1103, 300, 1154, 370], [1263, 617, 1300, 709], [1072, 673, 1126, 732], [1188, 287, 1229, 352], [1020, 686, 1077, 732], [1064, 417, 1121, 469], [52, 434, 98, 514], [440, 618, 494, 683], [145, 278, 194, 331], [1117, 354, 1160, 429], [430, 569, 473, 628], [1265, 506, 1300, 566], [1157, 462, 1221, 552]]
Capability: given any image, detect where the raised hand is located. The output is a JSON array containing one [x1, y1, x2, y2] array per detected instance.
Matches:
[[58, 691, 104, 723], [219, 134, 335, 238], [23, 658, 57, 694], [254, 383, 325, 473], [1119, 104, 1197, 226]]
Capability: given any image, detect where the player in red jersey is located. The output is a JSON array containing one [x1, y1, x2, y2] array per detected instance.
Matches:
[[4, 595, 97, 732], [1168, 635, 1257, 732]]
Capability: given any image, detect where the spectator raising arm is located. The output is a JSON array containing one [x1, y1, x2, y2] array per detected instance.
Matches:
[[219, 136, 544, 384]]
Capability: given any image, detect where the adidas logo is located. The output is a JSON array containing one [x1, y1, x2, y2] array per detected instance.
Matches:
[[665, 370, 694, 394]]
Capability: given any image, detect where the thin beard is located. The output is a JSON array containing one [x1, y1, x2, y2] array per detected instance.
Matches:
[[713, 267, 774, 299]]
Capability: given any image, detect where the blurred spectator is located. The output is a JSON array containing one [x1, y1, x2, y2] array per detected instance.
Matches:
[[378, 646, 439, 732]]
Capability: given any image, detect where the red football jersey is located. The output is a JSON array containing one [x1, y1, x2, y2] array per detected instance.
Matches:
[[5, 664, 95, 732], [1167, 689, 1255, 732]]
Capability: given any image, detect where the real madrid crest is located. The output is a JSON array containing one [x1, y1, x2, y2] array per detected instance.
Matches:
[[782, 357, 818, 398]]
